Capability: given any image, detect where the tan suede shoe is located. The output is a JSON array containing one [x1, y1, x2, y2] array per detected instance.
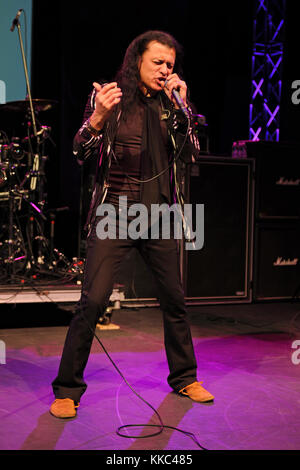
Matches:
[[50, 398, 79, 418], [179, 381, 214, 403]]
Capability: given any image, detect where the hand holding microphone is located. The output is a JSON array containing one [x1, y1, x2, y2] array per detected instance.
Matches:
[[163, 74, 190, 119]]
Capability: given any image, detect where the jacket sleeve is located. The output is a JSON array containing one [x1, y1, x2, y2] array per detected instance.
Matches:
[[73, 88, 104, 165]]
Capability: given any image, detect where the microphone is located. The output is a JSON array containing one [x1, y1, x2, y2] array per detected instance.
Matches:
[[164, 80, 190, 119], [10, 9, 23, 32]]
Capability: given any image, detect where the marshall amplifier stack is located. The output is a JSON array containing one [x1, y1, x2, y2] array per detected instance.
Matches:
[[182, 141, 300, 303], [244, 141, 300, 300]]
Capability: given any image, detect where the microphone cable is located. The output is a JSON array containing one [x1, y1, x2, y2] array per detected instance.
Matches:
[[83, 315, 208, 449], [106, 96, 191, 185]]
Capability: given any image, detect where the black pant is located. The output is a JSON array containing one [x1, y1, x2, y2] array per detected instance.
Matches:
[[52, 218, 198, 402]]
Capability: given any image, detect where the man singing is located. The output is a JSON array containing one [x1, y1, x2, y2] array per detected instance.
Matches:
[[50, 30, 214, 419]]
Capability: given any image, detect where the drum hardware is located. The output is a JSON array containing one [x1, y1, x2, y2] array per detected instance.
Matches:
[[0, 189, 29, 202], [0, 138, 25, 161], [0, 123, 73, 282], [0, 220, 27, 278], [0, 166, 8, 188], [0, 12, 76, 286], [0, 122, 65, 282], [0, 101, 57, 278], [0, 177, 75, 283]]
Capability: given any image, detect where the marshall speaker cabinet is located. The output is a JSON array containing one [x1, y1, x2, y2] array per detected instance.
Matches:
[[245, 141, 300, 220], [182, 156, 254, 304], [245, 141, 300, 300], [253, 222, 300, 300], [111, 156, 254, 306]]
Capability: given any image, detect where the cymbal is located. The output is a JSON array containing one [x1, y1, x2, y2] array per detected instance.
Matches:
[[0, 99, 58, 114]]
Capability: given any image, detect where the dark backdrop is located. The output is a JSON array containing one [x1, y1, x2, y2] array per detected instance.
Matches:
[[30, 0, 299, 258]]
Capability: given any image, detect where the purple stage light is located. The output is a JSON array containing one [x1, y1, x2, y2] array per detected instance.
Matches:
[[249, 0, 286, 142]]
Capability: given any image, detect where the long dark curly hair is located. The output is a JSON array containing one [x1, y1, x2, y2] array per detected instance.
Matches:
[[115, 30, 184, 115]]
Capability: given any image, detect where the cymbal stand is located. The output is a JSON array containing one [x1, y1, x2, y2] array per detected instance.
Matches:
[[12, 11, 39, 143], [10, 10, 43, 272], [12, 9, 44, 249], [12, 11, 55, 274]]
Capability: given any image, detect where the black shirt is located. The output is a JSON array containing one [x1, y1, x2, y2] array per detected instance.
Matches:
[[105, 100, 144, 207]]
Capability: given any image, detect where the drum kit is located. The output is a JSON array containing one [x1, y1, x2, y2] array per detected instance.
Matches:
[[0, 11, 84, 295], [0, 9, 84, 290], [0, 99, 82, 286]]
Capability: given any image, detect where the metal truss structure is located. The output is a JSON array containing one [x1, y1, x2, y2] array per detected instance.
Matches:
[[249, 0, 286, 141]]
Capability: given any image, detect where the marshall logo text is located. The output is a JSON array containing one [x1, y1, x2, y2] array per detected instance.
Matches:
[[273, 257, 299, 267]]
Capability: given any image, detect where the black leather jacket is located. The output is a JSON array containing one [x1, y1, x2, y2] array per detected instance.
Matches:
[[73, 87, 201, 234]]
